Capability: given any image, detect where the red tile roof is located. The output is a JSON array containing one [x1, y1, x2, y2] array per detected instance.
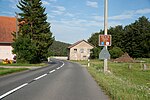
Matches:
[[0, 16, 16, 43], [68, 40, 94, 49]]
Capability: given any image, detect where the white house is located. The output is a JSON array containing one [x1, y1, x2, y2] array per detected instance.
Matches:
[[68, 40, 94, 60], [0, 16, 16, 61]]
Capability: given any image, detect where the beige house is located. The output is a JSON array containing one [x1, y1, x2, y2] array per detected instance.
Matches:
[[68, 40, 94, 60]]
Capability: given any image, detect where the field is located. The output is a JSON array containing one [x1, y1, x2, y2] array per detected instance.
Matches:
[[75, 59, 150, 100]]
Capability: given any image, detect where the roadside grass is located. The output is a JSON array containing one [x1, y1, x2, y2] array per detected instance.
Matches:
[[0, 68, 28, 76], [74, 59, 150, 100], [0, 62, 47, 67]]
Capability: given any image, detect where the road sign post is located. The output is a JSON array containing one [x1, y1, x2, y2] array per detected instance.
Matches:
[[99, 0, 111, 73]]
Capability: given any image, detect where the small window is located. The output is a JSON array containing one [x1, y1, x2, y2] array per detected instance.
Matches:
[[74, 49, 77, 53], [87, 49, 90, 53], [80, 48, 84, 53]]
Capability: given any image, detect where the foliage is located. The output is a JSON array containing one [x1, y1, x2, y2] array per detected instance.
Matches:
[[12, 36, 37, 63], [90, 47, 101, 59], [12, 0, 54, 63], [88, 16, 150, 58], [109, 47, 124, 59], [48, 41, 71, 56]]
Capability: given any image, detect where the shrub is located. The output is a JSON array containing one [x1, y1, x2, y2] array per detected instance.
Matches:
[[110, 47, 124, 59]]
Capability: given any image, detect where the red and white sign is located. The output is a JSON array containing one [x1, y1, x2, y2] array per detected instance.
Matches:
[[99, 35, 111, 46]]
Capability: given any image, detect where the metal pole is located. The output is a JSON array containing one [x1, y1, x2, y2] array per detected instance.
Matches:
[[104, 0, 108, 72]]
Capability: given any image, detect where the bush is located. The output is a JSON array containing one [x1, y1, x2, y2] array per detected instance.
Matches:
[[90, 47, 101, 59], [110, 47, 124, 59]]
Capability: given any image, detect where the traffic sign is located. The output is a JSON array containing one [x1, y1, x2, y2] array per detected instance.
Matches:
[[99, 47, 110, 59], [99, 35, 111, 46]]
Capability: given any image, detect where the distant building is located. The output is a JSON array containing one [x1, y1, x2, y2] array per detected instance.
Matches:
[[68, 40, 94, 60], [0, 16, 16, 61]]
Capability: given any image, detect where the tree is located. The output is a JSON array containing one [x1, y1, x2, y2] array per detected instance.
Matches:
[[123, 16, 150, 58], [12, 0, 54, 63]]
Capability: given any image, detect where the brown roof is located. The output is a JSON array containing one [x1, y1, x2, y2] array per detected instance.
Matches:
[[68, 40, 94, 49], [0, 16, 16, 43]]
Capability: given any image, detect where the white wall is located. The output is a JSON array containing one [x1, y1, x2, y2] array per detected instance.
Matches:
[[0, 45, 14, 60]]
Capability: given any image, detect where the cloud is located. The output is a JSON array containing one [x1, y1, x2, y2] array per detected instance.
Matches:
[[86, 1, 98, 8], [51, 6, 66, 15], [135, 8, 150, 14], [54, 6, 66, 11], [42, 1, 50, 5], [48, 0, 57, 2], [109, 14, 133, 20]]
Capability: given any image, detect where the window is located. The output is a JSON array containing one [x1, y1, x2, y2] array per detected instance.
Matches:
[[74, 49, 77, 53], [80, 48, 84, 53], [87, 49, 90, 53]]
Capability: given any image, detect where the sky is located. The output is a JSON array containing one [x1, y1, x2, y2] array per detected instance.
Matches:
[[0, 0, 150, 44]]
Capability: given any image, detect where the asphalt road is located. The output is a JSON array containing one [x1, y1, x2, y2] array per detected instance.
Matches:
[[0, 59, 109, 100]]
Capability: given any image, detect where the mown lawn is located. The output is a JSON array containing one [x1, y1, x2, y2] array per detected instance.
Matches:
[[0, 68, 28, 76], [75, 59, 150, 100]]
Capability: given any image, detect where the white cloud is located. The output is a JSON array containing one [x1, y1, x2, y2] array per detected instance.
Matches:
[[109, 14, 133, 20], [65, 13, 74, 17], [51, 6, 66, 15], [54, 6, 66, 11], [86, 1, 98, 8], [48, 0, 57, 2], [42, 1, 50, 5], [52, 10, 64, 15], [135, 8, 150, 14], [93, 15, 104, 21]]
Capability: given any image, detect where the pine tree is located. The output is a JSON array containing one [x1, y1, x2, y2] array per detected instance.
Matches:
[[12, 0, 54, 63]]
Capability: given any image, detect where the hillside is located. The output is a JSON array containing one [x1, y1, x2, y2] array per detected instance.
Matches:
[[48, 41, 71, 56]]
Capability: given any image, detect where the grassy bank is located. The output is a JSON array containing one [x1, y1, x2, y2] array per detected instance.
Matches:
[[75, 60, 150, 100], [0, 68, 28, 76], [0, 62, 47, 67]]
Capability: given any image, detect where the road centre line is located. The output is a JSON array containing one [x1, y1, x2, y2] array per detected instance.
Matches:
[[49, 69, 56, 73], [0, 61, 65, 99], [34, 74, 47, 81], [0, 83, 28, 99]]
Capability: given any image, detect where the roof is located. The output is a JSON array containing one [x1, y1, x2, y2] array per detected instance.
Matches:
[[68, 40, 94, 49], [0, 16, 16, 43]]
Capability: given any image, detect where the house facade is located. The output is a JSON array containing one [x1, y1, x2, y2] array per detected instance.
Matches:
[[0, 16, 16, 61], [68, 40, 94, 60]]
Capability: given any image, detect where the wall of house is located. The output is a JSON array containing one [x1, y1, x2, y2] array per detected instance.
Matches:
[[0, 45, 14, 61], [69, 41, 93, 60]]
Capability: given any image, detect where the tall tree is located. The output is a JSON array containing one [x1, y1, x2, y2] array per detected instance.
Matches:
[[12, 0, 54, 63]]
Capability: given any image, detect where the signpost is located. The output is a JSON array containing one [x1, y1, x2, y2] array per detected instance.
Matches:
[[99, 0, 111, 73]]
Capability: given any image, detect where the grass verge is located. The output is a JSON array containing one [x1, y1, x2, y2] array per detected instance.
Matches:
[[0, 62, 47, 67], [75, 60, 150, 100], [0, 68, 28, 76]]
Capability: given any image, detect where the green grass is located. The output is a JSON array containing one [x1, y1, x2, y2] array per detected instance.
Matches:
[[0, 68, 28, 76], [0, 62, 47, 67], [74, 60, 150, 100]]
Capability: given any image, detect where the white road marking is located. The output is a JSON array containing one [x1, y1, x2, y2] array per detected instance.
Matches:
[[49, 69, 56, 73], [0, 83, 28, 99], [0, 61, 65, 99], [60, 61, 65, 68], [56, 67, 60, 70], [34, 74, 47, 80]]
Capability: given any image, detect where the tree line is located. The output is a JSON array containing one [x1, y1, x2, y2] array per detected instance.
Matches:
[[88, 16, 150, 59]]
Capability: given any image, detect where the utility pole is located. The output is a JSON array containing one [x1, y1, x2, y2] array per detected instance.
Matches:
[[15, 12, 19, 38], [104, 0, 108, 72]]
